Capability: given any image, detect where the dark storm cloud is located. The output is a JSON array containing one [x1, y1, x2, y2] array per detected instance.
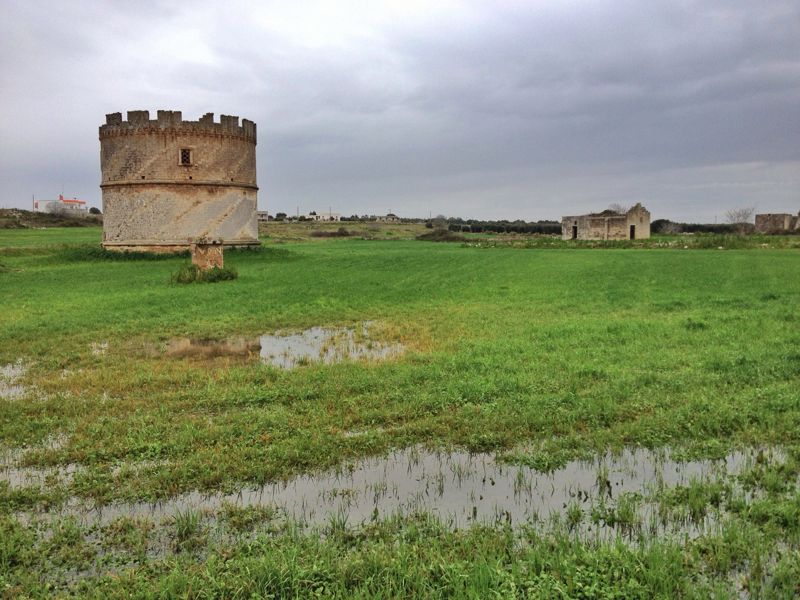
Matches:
[[1, 0, 798, 220]]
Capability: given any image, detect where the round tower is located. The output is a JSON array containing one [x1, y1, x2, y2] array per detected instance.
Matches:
[[99, 110, 259, 251]]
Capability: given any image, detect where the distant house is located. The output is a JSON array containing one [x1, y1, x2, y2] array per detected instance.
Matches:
[[755, 212, 799, 233], [377, 213, 400, 223], [33, 194, 89, 217], [307, 211, 341, 222], [257, 211, 270, 222], [561, 203, 651, 240]]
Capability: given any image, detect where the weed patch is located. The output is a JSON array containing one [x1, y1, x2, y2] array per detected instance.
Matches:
[[684, 318, 709, 331], [416, 229, 467, 242], [310, 227, 352, 238], [171, 263, 238, 284]]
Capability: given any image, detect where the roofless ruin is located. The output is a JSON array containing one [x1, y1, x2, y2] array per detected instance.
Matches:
[[561, 203, 651, 241]]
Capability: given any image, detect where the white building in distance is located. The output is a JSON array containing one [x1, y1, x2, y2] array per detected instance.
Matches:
[[33, 194, 89, 216]]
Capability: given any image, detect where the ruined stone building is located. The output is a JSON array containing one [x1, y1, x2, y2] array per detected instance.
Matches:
[[99, 110, 260, 251], [754, 212, 799, 234], [561, 203, 651, 240], [377, 213, 400, 223]]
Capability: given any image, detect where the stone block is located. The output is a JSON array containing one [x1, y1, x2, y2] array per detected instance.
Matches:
[[190, 241, 224, 270]]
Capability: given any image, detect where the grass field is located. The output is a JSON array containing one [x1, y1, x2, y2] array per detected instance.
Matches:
[[1, 225, 800, 597]]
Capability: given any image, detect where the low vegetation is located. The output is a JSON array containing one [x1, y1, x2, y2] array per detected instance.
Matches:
[[465, 233, 800, 250], [446, 218, 561, 235], [171, 263, 239, 283], [0, 208, 101, 229], [1, 225, 799, 597], [259, 220, 427, 242], [310, 226, 353, 238], [416, 228, 467, 242]]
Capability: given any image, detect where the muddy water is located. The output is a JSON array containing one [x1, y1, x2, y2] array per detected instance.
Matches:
[[165, 337, 260, 359], [0, 435, 72, 487], [18, 446, 773, 535], [160, 323, 403, 368], [259, 325, 402, 369], [0, 361, 26, 399], [1, 463, 80, 488]]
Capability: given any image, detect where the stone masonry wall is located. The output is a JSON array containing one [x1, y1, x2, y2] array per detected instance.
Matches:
[[561, 203, 651, 240], [100, 110, 259, 250], [190, 243, 224, 270], [755, 213, 799, 233]]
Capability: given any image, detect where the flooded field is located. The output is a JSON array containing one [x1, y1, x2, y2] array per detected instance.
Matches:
[[3, 228, 799, 597], [160, 323, 403, 368], [0, 360, 26, 399], [3, 444, 781, 539]]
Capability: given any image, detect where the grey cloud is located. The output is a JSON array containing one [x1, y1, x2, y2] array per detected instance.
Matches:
[[0, 0, 798, 220]]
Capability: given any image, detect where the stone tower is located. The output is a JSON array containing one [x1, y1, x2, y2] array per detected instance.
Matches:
[[99, 110, 259, 251]]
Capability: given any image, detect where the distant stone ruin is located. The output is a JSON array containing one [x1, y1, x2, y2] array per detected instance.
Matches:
[[754, 212, 800, 234], [561, 203, 651, 240], [99, 110, 260, 252]]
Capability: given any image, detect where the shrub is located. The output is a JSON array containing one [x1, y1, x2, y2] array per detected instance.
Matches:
[[416, 229, 467, 242], [310, 227, 352, 238], [450, 221, 561, 235], [171, 263, 238, 284], [651, 219, 738, 235]]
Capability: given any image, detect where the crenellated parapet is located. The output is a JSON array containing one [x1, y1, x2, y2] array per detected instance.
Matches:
[[100, 110, 257, 143], [99, 109, 260, 251]]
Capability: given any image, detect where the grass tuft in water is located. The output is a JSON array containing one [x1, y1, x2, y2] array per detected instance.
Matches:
[[171, 508, 205, 552]]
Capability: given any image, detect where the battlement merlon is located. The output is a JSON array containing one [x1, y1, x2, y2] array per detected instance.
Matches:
[[99, 110, 257, 143]]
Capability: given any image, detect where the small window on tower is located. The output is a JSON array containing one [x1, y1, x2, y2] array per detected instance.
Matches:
[[180, 148, 192, 166]]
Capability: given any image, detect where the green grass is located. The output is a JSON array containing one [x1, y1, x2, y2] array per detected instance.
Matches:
[[0, 225, 102, 248], [1, 227, 799, 596], [171, 262, 239, 283], [465, 232, 800, 250]]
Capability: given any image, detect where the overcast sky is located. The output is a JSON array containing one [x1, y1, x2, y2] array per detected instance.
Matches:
[[1, 0, 798, 221]]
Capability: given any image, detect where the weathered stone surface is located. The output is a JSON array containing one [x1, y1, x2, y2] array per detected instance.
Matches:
[[190, 242, 224, 270], [99, 110, 259, 251], [561, 203, 651, 240], [755, 212, 799, 234]]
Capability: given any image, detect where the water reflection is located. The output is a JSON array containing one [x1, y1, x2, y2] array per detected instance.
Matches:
[[12, 445, 778, 537], [161, 323, 403, 369]]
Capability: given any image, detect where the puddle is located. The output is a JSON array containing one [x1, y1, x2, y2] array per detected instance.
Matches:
[[259, 325, 402, 369], [165, 337, 260, 359], [161, 323, 403, 369], [24, 446, 780, 537], [1, 434, 74, 489], [342, 427, 387, 438], [1, 463, 80, 488], [0, 361, 26, 399], [90, 341, 108, 357]]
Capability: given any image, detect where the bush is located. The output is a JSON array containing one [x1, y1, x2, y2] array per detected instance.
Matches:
[[171, 264, 238, 284], [416, 229, 467, 242], [651, 219, 738, 235], [448, 220, 561, 235], [310, 227, 352, 238]]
